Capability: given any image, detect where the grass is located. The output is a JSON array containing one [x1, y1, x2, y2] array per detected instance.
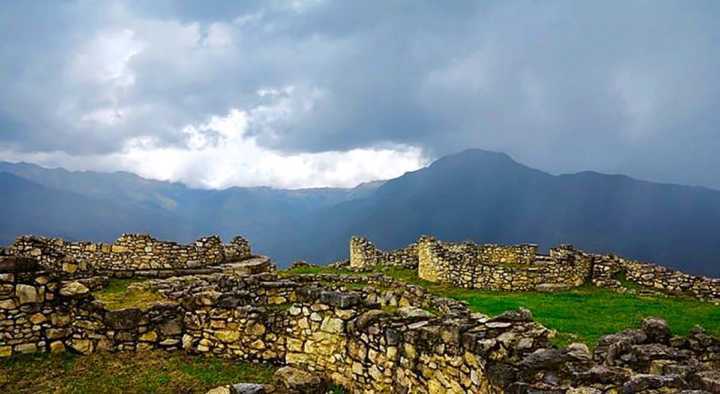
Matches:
[[282, 265, 720, 347], [93, 279, 171, 310], [0, 350, 276, 393]]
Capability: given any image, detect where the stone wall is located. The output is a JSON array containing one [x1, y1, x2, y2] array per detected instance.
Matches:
[[0, 256, 185, 357], [591, 254, 720, 302], [6, 234, 252, 277], [2, 249, 720, 393], [368, 234, 720, 300], [349, 237, 418, 270], [417, 236, 592, 291]]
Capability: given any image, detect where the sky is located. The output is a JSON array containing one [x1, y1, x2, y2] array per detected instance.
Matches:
[[1, 1, 719, 189]]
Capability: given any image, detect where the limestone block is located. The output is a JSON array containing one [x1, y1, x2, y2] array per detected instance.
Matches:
[[320, 317, 344, 334], [59, 281, 90, 297], [0, 298, 17, 310], [70, 339, 94, 355], [0, 345, 12, 357], [215, 330, 240, 343], [245, 323, 266, 336], [139, 331, 158, 342], [29, 313, 47, 324], [15, 284, 40, 304], [15, 343, 38, 354], [50, 313, 72, 327], [50, 341, 65, 353], [62, 262, 78, 273], [111, 245, 129, 253]]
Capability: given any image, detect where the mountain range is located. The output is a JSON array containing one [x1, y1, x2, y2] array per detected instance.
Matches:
[[2, 149, 719, 276]]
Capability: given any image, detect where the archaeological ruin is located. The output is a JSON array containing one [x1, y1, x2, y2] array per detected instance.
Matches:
[[1, 233, 719, 393], [350, 236, 720, 302]]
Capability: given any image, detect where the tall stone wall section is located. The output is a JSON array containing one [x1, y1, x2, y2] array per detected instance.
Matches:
[[417, 236, 591, 291], [6, 234, 251, 277], [349, 236, 418, 270]]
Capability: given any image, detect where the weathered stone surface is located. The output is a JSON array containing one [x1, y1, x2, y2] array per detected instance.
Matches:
[[205, 385, 232, 394], [16, 284, 41, 304], [0, 345, 13, 357], [59, 281, 90, 297], [215, 330, 240, 343], [15, 343, 38, 354], [70, 339, 93, 355], [273, 367, 326, 394], [642, 317, 672, 344], [0, 298, 17, 309], [104, 309, 143, 330], [319, 291, 361, 308], [50, 341, 65, 353], [0, 256, 40, 273]]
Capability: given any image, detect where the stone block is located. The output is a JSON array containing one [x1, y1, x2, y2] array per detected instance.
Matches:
[[50, 341, 65, 353], [0, 345, 12, 357], [0, 298, 17, 310], [15, 284, 40, 304], [15, 343, 38, 354], [70, 339, 94, 355], [215, 330, 240, 343], [59, 281, 89, 297]]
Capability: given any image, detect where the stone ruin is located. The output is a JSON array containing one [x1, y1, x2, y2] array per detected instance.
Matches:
[[0, 233, 719, 393], [350, 235, 720, 302]]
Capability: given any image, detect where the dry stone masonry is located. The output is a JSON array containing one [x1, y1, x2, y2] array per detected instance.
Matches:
[[7, 234, 251, 278], [350, 237, 418, 270], [1, 233, 719, 393], [352, 235, 720, 302]]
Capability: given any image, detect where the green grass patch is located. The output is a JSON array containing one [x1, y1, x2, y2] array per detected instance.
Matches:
[[372, 267, 720, 345], [0, 351, 276, 393], [446, 284, 720, 345], [93, 279, 170, 310], [282, 265, 720, 347]]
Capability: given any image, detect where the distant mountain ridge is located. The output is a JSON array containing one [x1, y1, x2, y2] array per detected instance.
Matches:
[[2, 149, 719, 276]]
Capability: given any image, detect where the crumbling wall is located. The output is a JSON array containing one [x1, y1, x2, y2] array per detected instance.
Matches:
[[349, 236, 417, 270], [417, 236, 591, 291], [590, 254, 720, 302], [6, 234, 252, 277], [0, 256, 185, 357]]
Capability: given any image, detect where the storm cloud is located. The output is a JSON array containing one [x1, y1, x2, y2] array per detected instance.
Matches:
[[1, 0, 719, 189]]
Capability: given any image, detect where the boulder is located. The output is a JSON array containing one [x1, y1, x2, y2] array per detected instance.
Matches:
[[642, 317, 671, 344], [273, 366, 326, 394]]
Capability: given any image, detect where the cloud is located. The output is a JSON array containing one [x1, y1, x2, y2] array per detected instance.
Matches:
[[1, 1, 720, 188], [0, 93, 427, 189]]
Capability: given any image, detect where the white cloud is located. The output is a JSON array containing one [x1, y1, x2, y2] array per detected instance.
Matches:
[[0, 89, 427, 189], [111, 101, 427, 188]]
